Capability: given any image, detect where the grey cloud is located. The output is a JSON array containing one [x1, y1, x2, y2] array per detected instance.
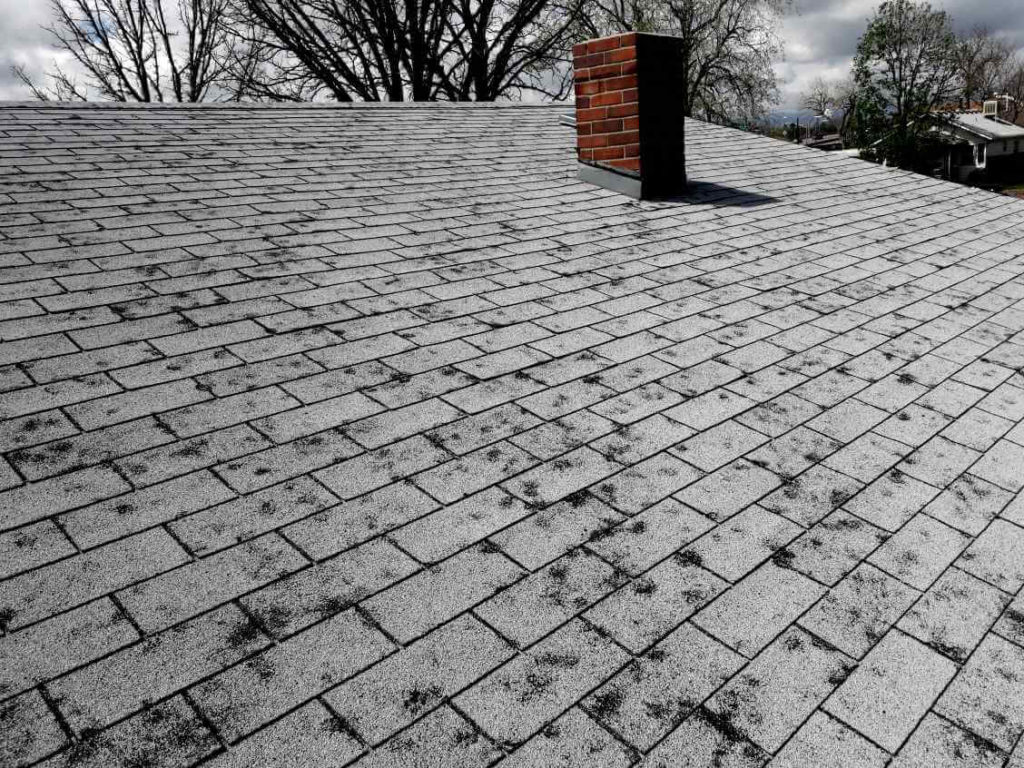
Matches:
[[777, 0, 1024, 108], [0, 0, 60, 98]]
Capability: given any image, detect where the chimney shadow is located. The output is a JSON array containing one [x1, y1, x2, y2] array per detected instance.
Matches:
[[657, 179, 778, 207]]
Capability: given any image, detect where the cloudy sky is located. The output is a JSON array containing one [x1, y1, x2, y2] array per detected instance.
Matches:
[[1, 0, 1023, 106], [778, 0, 1024, 110]]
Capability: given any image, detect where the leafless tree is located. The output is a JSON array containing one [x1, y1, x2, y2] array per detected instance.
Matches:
[[578, 0, 786, 123], [20, 0, 233, 101], [236, 0, 582, 101], [1001, 55, 1024, 124], [669, 0, 785, 122], [238, 0, 451, 100], [800, 76, 836, 115], [442, 0, 584, 100], [832, 75, 857, 140], [955, 26, 1015, 106], [575, 0, 671, 36]]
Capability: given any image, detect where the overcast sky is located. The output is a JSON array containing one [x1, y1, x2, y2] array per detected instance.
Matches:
[[779, 0, 1024, 110], [1, 0, 1022, 106]]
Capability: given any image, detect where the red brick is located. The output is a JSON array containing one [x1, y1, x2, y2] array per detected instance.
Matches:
[[579, 148, 595, 161], [621, 88, 638, 103], [591, 91, 623, 108], [593, 146, 626, 161], [623, 116, 639, 131], [620, 59, 637, 75], [574, 52, 605, 69], [578, 134, 610, 149], [608, 157, 641, 172], [608, 103, 638, 118], [624, 143, 640, 157], [604, 75, 637, 91], [589, 63, 622, 79], [607, 130, 640, 145], [574, 81, 600, 97], [606, 47, 636, 64], [588, 36, 623, 54], [617, 32, 637, 47], [577, 106, 608, 122], [591, 118, 623, 134]]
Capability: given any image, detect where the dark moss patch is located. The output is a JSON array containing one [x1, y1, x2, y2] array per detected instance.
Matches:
[[247, 654, 276, 681], [697, 706, 747, 745], [226, 618, 263, 648], [563, 490, 589, 508], [478, 540, 502, 555], [536, 651, 579, 669], [772, 549, 795, 569], [316, 595, 350, 619], [827, 663, 855, 687], [829, 487, 853, 507], [589, 688, 624, 719], [646, 647, 668, 663], [676, 550, 703, 568], [402, 684, 443, 715], [633, 579, 656, 595], [170, 439, 208, 459]]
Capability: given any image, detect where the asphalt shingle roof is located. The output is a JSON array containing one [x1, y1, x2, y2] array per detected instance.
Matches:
[[2, 101, 1024, 767]]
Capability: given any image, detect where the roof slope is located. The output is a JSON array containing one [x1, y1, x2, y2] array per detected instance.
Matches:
[[2, 103, 1024, 768]]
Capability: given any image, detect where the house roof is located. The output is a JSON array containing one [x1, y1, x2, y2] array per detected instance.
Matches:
[[3, 102, 1024, 768], [944, 110, 1024, 141]]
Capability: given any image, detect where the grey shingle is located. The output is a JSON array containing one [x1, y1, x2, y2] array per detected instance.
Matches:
[[3, 101, 1024, 764]]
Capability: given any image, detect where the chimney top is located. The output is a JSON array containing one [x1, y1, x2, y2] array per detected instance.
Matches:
[[573, 32, 686, 199]]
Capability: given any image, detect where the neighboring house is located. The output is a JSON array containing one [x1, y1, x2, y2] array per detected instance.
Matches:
[[934, 102, 1024, 183], [801, 132, 844, 151]]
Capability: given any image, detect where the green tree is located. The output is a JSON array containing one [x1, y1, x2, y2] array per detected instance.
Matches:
[[853, 0, 959, 169]]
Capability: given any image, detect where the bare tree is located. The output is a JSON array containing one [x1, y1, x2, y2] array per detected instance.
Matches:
[[238, 0, 452, 101], [800, 76, 836, 115], [575, 0, 671, 36], [956, 26, 1014, 106], [833, 75, 857, 140], [579, 0, 786, 124], [441, 0, 583, 100], [236, 0, 581, 101], [670, 0, 785, 123], [21, 0, 233, 101], [1002, 55, 1024, 124]]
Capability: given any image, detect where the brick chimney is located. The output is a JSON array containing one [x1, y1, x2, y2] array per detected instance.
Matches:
[[572, 32, 686, 199]]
